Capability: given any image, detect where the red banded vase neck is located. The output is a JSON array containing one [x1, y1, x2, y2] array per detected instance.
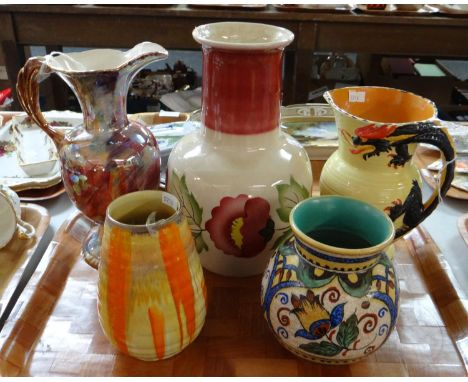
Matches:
[[193, 21, 294, 136], [201, 47, 283, 135]]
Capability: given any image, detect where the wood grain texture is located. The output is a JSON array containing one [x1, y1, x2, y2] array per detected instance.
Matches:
[[0, 203, 50, 300], [0, 166, 466, 376], [17, 182, 66, 202], [3, 5, 468, 105], [3, 4, 468, 26]]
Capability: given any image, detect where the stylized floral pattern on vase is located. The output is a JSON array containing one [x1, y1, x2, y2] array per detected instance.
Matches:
[[205, 194, 274, 258], [167, 22, 313, 277], [292, 290, 345, 341], [261, 239, 399, 363], [170, 171, 310, 260]]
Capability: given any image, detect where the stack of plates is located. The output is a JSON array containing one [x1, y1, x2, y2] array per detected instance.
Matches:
[[0, 111, 82, 201]]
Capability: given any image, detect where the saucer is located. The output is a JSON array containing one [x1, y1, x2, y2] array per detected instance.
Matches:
[[0, 111, 82, 191]]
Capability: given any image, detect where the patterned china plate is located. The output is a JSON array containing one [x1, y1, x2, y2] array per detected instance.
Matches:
[[0, 111, 82, 191], [156, 105, 339, 161], [149, 120, 201, 156], [280, 103, 339, 160], [149, 105, 338, 157], [147, 120, 201, 187]]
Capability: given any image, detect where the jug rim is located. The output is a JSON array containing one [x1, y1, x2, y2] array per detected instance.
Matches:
[[289, 195, 395, 259], [38, 42, 168, 74], [106, 190, 181, 234], [324, 86, 438, 125], [193, 21, 294, 50]]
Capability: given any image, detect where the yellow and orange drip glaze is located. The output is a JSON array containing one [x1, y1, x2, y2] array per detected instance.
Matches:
[[98, 214, 206, 361]]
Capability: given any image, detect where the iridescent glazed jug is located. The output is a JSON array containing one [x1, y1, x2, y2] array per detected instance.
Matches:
[[168, 22, 313, 277], [17, 42, 168, 267], [320, 87, 455, 237], [98, 190, 207, 361], [262, 196, 398, 364]]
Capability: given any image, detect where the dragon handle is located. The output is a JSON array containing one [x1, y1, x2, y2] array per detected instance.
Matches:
[[397, 120, 455, 237]]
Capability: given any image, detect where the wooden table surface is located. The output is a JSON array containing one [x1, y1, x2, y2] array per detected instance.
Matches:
[[0, 160, 466, 377]]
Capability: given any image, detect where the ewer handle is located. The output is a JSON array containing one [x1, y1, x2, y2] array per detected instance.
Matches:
[[17, 57, 65, 145], [394, 121, 455, 238]]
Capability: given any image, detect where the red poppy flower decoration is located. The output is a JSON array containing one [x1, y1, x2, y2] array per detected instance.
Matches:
[[205, 194, 275, 258]]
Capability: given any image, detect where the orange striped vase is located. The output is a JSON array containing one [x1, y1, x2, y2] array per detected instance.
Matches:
[[98, 190, 207, 361]]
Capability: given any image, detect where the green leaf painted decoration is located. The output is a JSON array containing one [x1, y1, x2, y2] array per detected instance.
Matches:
[[272, 176, 309, 249], [171, 171, 202, 227], [297, 261, 335, 289], [338, 270, 372, 298], [275, 176, 310, 223], [194, 232, 208, 253], [170, 170, 208, 253], [336, 313, 359, 349], [299, 341, 342, 357]]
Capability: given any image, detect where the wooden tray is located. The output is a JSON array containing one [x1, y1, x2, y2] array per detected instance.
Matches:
[[0, 164, 466, 377], [0, 204, 50, 315], [17, 182, 66, 202]]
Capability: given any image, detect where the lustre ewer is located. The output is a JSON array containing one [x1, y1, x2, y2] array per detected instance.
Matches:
[[320, 86, 455, 237], [261, 196, 398, 364], [168, 22, 312, 276], [17, 42, 167, 267]]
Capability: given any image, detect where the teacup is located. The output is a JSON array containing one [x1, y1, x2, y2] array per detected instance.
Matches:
[[0, 184, 35, 248]]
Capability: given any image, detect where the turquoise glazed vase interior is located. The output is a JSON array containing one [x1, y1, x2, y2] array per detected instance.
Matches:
[[261, 195, 399, 364]]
